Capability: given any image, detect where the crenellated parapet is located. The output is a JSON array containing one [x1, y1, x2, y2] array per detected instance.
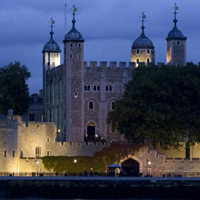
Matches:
[[84, 61, 136, 70]]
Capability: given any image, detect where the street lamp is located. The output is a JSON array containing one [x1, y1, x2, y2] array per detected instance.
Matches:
[[147, 160, 151, 176], [74, 159, 77, 176], [36, 160, 39, 176]]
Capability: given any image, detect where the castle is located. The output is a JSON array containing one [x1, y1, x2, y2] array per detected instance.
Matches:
[[1, 5, 198, 175], [42, 6, 186, 143]]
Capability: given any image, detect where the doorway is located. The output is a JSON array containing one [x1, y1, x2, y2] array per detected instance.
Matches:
[[121, 158, 140, 176]]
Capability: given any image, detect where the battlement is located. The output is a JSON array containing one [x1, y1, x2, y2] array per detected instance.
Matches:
[[84, 61, 136, 69], [56, 141, 109, 147], [0, 116, 20, 128]]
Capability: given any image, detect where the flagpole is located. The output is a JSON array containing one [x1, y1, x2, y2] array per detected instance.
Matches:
[[65, 2, 67, 34]]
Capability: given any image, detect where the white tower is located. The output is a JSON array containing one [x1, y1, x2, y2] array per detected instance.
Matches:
[[42, 19, 61, 123]]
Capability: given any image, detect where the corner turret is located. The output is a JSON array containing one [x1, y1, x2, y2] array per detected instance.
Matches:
[[166, 3, 187, 65], [131, 13, 155, 66]]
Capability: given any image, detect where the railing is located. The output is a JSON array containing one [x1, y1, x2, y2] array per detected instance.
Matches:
[[1, 172, 200, 177]]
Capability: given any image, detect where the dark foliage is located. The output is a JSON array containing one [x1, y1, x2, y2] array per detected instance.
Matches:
[[0, 61, 31, 115]]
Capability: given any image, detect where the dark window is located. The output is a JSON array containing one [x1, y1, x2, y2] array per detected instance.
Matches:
[[79, 43, 81, 48], [13, 151, 15, 157], [106, 86, 108, 91], [79, 55, 81, 58], [109, 86, 112, 91], [4, 150, 6, 158], [35, 146, 41, 158], [137, 50, 140, 54], [47, 151, 50, 156], [89, 101, 94, 110], [147, 50, 150, 54], [29, 114, 35, 121], [71, 43, 73, 47], [112, 102, 115, 110], [70, 54, 73, 58], [94, 86, 96, 91], [97, 86, 100, 90], [87, 86, 90, 91], [177, 41, 180, 45], [137, 59, 139, 63], [147, 58, 150, 63], [20, 151, 23, 158]]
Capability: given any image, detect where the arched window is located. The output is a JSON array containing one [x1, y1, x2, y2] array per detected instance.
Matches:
[[136, 58, 139, 63], [89, 101, 94, 110], [106, 86, 108, 91], [109, 86, 112, 91], [147, 58, 150, 63], [111, 101, 115, 110], [137, 50, 140, 54], [94, 86, 96, 91], [97, 86, 100, 91]]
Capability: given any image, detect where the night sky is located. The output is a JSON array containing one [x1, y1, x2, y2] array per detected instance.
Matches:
[[0, 0, 199, 94]]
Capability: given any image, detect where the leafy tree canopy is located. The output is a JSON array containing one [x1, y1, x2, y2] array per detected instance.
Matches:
[[108, 63, 200, 149], [0, 61, 31, 115]]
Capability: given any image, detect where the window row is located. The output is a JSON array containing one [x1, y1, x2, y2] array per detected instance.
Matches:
[[136, 49, 150, 54], [88, 101, 115, 110], [3, 150, 15, 157], [136, 58, 150, 63], [84, 85, 121, 92]]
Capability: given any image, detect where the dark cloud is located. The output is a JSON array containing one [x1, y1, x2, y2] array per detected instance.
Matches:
[[0, 0, 199, 94]]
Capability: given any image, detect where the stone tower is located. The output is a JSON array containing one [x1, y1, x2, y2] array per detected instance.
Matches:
[[42, 19, 61, 128], [166, 4, 187, 66], [63, 9, 85, 141], [131, 13, 155, 66]]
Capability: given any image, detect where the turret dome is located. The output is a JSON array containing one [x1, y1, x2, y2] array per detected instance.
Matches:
[[64, 11, 84, 42], [132, 19, 154, 49], [43, 31, 60, 51], [132, 33, 154, 49]]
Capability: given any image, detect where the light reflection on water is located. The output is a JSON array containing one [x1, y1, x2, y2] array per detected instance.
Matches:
[[4, 199, 183, 200]]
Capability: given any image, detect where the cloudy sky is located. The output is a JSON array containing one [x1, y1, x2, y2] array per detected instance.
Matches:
[[0, 0, 199, 94]]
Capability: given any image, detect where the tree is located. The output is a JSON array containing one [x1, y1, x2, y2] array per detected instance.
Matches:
[[0, 61, 31, 115], [108, 63, 200, 149]]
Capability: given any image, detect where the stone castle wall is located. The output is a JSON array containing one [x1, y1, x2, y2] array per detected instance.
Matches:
[[2, 116, 200, 175]]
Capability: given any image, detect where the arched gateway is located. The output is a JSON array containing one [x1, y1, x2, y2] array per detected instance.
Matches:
[[121, 158, 140, 176]]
